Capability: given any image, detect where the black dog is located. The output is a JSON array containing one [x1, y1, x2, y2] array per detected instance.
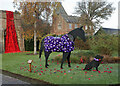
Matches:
[[83, 55, 104, 71]]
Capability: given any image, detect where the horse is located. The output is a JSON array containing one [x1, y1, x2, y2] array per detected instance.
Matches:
[[39, 26, 86, 69]]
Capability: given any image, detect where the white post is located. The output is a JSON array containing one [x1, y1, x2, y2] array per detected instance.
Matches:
[[118, 1, 120, 29], [0, 11, 3, 53], [0, 10, 2, 86], [34, 21, 37, 54]]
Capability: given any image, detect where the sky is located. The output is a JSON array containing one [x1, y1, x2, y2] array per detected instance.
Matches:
[[0, 0, 119, 29]]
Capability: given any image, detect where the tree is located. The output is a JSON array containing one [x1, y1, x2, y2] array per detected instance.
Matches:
[[13, 2, 60, 54], [75, 0, 115, 35]]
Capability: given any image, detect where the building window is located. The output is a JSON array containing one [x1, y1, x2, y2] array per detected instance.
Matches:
[[75, 24, 77, 28], [85, 26, 87, 30], [69, 24, 72, 29], [79, 24, 81, 27], [58, 21, 62, 29], [89, 26, 91, 30]]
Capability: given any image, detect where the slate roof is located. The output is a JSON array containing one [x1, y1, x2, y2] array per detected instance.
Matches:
[[56, 4, 79, 23], [64, 16, 80, 23], [95, 28, 120, 35], [102, 28, 119, 35]]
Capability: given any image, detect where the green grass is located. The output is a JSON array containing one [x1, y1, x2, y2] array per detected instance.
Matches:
[[0, 53, 2, 69], [2, 51, 119, 84]]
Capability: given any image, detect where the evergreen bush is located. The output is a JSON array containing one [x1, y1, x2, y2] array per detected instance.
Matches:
[[89, 33, 118, 56]]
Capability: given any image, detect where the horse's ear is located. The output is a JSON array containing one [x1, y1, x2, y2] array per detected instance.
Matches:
[[79, 26, 83, 29]]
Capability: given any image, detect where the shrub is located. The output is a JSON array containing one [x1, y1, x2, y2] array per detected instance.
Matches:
[[25, 38, 40, 51], [74, 37, 90, 50], [89, 33, 118, 56], [25, 39, 34, 51], [53, 50, 95, 64], [53, 52, 120, 64]]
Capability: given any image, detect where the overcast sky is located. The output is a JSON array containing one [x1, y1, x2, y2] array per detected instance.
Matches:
[[0, 0, 119, 29]]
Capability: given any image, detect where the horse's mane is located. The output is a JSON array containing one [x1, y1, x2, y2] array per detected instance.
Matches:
[[68, 26, 83, 38]]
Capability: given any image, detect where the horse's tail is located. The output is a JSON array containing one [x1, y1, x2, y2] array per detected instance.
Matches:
[[39, 38, 44, 59]]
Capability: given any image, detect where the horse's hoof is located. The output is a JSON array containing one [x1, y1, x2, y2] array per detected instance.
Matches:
[[61, 67, 63, 69], [68, 65, 71, 67], [45, 65, 48, 68]]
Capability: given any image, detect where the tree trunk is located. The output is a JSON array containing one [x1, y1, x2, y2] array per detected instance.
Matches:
[[34, 21, 37, 54], [34, 30, 37, 54]]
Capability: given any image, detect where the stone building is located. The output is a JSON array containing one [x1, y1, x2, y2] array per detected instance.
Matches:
[[51, 4, 82, 35], [0, 10, 25, 53], [51, 4, 94, 35]]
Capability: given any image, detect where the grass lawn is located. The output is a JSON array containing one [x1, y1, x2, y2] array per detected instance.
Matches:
[[1, 51, 119, 84]]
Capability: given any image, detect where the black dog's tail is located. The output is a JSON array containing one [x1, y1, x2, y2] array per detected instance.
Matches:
[[39, 39, 44, 59]]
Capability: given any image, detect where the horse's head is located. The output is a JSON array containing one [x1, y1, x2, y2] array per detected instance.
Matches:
[[68, 26, 86, 42], [77, 26, 86, 42]]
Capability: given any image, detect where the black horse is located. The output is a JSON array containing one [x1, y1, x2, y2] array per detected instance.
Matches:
[[39, 26, 86, 69]]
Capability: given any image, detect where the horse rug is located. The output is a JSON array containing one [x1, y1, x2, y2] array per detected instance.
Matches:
[[44, 34, 74, 52]]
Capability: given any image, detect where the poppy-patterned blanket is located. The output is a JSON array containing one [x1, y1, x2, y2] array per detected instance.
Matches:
[[44, 34, 74, 52]]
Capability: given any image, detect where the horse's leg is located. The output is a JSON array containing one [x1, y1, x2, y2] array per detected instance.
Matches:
[[61, 52, 69, 69], [67, 52, 71, 67], [44, 51, 51, 68]]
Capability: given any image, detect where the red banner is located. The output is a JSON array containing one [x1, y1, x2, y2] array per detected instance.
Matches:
[[5, 11, 21, 53]]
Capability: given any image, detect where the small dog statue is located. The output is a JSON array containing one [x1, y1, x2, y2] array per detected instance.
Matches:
[[83, 55, 104, 71]]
